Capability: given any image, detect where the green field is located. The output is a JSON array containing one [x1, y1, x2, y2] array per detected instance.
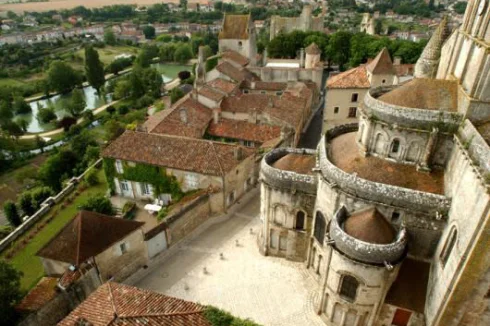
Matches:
[[76, 45, 140, 65], [3, 169, 108, 290]]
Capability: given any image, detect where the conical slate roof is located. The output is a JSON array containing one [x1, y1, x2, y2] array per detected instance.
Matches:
[[366, 47, 395, 75], [343, 207, 396, 244]]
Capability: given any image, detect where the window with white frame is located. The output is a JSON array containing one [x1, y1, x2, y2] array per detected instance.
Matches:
[[120, 180, 129, 192], [140, 183, 152, 196], [115, 160, 124, 174], [185, 173, 199, 189]]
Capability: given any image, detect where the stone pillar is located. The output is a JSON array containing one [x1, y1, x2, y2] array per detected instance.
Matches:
[[359, 119, 374, 156], [300, 48, 305, 68], [418, 127, 438, 172]]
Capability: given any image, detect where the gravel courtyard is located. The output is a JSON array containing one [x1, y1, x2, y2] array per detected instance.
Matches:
[[134, 190, 325, 326]]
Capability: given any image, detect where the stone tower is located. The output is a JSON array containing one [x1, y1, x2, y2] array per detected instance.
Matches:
[[414, 16, 451, 79], [300, 4, 313, 30], [360, 13, 375, 35], [305, 43, 321, 69]]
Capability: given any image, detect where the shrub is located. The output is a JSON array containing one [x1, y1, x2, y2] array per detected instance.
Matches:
[[106, 105, 116, 114], [57, 116, 77, 132], [18, 192, 35, 216], [3, 201, 22, 227], [117, 105, 129, 115], [136, 94, 154, 109], [31, 187, 54, 208], [178, 70, 191, 80], [84, 169, 99, 186], [204, 306, 261, 326], [79, 193, 115, 215]]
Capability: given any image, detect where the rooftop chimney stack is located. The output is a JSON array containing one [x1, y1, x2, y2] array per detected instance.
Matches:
[[300, 48, 305, 68], [180, 108, 188, 124], [213, 110, 220, 124]]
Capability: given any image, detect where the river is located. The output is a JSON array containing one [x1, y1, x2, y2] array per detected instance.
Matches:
[[15, 63, 191, 133]]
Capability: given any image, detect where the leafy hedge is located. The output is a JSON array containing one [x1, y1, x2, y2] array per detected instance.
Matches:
[[204, 306, 261, 326]]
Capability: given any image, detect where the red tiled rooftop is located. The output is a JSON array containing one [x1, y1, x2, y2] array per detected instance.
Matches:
[[208, 118, 281, 143], [272, 153, 316, 175], [58, 282, 212, 326], [221, 50, 249, 66], [215, 61, 259, 82], [218, 14, 250, 40], [102, 130, 256, 176], [326, 66, 370, 89], [344, 207, 396, 244], [207, 78, 238, 94], [16, 277, 59, 312], [329, 132, 444, 194], [198, 86, 225, 102]]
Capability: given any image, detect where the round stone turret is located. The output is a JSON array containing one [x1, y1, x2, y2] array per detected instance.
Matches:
[[330, 206, 407, 265]]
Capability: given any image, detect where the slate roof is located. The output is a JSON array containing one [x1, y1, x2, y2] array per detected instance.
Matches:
[[344, 207, 396, 244], [36, 211, 144, 265], [379, 78, 458, 111], [366, 48, 396, 75], [58, 282, 212, 326], [16, 277, 59, 312], [326, 66, 370, 89], [102, 131, 256, 176], [207, 119, 281, 143], [221, 50, 249, 66], [219, 14, 250, 40], [272, 153, 316, 175], [146, 97, 213, 138]]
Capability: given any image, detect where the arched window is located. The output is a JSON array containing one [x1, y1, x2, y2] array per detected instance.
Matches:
[[391, 139, 400, 153], [339, 275, 359, 302], [295, 211, 305, 230], [313, 212, 326, 245], [440, 226, 457, 267]]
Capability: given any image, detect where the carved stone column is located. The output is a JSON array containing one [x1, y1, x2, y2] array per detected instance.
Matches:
[[418, 127, 438, 172]]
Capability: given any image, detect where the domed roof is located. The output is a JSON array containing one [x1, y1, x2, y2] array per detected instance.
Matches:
[[343, 207, 396, 244], [305, 43, 321, 55]]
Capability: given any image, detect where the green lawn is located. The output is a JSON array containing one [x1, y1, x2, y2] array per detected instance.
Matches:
[[0, 78, 27, 88], [4, 169, 108, 290], [76, 45, 140, 66]]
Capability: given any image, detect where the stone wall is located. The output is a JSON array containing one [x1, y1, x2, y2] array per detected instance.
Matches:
[[361, 87, 463, 131], [248, 66, 324, 91], [425, 120, 490, 326]]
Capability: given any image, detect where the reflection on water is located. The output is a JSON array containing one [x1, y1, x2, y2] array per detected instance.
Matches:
[[16, 64, 191, 133]]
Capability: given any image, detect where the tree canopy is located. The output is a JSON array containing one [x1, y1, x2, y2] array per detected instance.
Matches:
[[84, 46, 105, 93], [47, 60, 81, 93], [0, 260, 23, 325]]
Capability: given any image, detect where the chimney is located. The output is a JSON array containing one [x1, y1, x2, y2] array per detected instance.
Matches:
[[393, 57, 401, 65], [179, 108, 188, 124], [299, 48, 305, 68], [251, 81, 256, 89], [234, 147, 243, 160], [213, 110, 220, 124], [268, 96, 274, 108]]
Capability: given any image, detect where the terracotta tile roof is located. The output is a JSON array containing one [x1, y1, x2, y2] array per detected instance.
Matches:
[[198, 86, 225, 102], [207, 78, 238, 94], [366, 47, 396, 75], [326, 66, 370, 89], [216, 61, 259, 82], [218, 14, 250, 40], [102, 130, 256, 176], [221, 93, 269, 114], [221, 50, 249, 66], [386, 258, 430, 313], [329, 132, 444, 194], [16, 277, 59, 312], [379, 78, 458, 111], [344, 207, 396, 244], [58, 282, 212, 326], [272, 153, 316, 175], [208, 118, 281, 143], [58, 269, 82, 289], [305, 42, 321, 55], [147, 97, 213, 138], [242, 80, 287, 91], [36, 211, 144, 265]]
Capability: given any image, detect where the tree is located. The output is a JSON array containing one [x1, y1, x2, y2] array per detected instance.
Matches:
[[174, 44, 193, 64], [12, 95, 31, 114], [325, 31, 352, 70], [141, 68, 163, 98], [16, 118, 29, 133], [18, 192, 35, 216], [38, 149, 78, 191], [180, 0, 188, 11], [178, 71, 191, 80], [375, 19, 383, 35], [1, 121, 23, 137], [37, 107, 57, 124], [47, 60, 81, 93], [85, 46, 105, 94], [106, 57, 133, 75], [71, 130, 96, 159], [142, 25, 156, 39], [114, 79, 132, 99], [82, 110, 95, 123], [159, 43, 177, 62], [35, 135, 46, 152], [453, 2, 467, 14], [104, 28, 116, 45], [135, 44, 159, 68], [170, 87, 185, 104], [67, 88, 86, 117], [0, 260, 23, 325], [30, 187, 54, 208], [79, 193, 115, 215], [57, 116, 77, 132], [104, 119, 125, 141], [3, 201, 21, 226], [0, 100, 13, 122], [128, 71, 145, 98]]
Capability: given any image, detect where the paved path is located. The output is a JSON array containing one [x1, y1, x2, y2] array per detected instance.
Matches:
[[134, 192, 324, 326]]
